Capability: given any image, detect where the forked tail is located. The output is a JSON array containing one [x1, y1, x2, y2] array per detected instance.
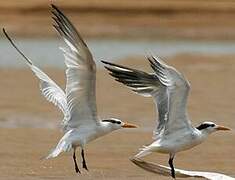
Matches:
[[45, 129, 74, 159]]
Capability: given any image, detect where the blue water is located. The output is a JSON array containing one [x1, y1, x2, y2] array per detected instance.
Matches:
[[1, 38, 235, 68]]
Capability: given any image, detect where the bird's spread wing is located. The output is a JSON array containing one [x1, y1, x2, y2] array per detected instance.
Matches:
[[102, 60, 167, 137], [102, 60, 161, 97], [3, 29, 68, 119], [51, 5, 98, 130], [102, 56, 192, 138], [147, 56, 192, 136]]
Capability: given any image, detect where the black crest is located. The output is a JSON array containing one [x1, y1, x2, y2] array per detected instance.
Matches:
[[196, 123, 215, 130], [102, 119, 121, 124]]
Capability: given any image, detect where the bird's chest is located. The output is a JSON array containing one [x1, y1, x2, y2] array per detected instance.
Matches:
[[71, 126, 102, 146], [159, 131, 202, 153]]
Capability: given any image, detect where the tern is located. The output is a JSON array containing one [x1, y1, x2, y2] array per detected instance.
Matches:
[[102, 56, 231, 178], [3, 4, 137, 173]]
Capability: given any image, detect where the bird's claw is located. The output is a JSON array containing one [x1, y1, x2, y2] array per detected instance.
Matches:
[[82, 162, 89, 171], [75, 166, 81, 174], [171, 169, 176, 179]]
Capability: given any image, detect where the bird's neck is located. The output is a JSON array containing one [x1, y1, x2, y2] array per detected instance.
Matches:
[[98, 122, 118, 135], [196, 129, 211, 142]]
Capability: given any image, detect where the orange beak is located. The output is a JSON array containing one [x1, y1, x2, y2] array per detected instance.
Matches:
[[215, 125, 231, 131], [122, 122, 138, 128]]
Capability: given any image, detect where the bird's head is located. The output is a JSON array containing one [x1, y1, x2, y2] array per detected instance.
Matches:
[[196, 121, 230, 134], [102, 118, 137, 130]]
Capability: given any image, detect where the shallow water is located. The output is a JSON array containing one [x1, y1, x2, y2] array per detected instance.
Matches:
[[1, 38, 235, 68], [0, 114, 154, 131]]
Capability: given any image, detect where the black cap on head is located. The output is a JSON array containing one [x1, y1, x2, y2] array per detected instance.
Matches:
[[196, 122, 215, 130]]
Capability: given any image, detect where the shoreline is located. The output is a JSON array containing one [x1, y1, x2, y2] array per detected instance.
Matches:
[[1, 1, 235, 40]]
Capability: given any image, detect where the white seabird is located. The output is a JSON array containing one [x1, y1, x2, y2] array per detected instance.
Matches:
[[3, 4, 137, 173], [102, 56, 230, 178]]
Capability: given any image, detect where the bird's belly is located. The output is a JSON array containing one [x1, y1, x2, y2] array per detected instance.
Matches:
[[155, 132, 203, 153], [165, 141, 199, 153], [67, 127, 102, 148], [156, 141, 199, 154]]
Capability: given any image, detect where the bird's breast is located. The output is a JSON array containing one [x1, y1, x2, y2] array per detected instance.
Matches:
[[156, 130, 203, 153], [72, 125, 112, 147]]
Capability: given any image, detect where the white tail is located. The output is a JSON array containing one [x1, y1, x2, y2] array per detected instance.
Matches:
[[46, 140, 72, 159], [45, 129, 75, 159]]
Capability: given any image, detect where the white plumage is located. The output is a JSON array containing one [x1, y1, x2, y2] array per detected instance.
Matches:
[[3, 4, 137, 173], [102, 56, 231, 178]]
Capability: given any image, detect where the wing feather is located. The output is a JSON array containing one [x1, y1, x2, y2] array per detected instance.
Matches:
[[3, 28, 68, 120], [51, 4, 98, 131], [148, 56, 192, 135], [102, 56, 193, 138], [30, 65, 68, 116], [102, 60, 167, 137]]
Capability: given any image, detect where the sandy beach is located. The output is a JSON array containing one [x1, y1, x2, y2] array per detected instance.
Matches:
[[0, 55, 234, 179]]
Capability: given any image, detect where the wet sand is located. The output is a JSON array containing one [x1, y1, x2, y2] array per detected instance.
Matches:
[[0, 54, 234, 179], [1, 0, 235, 39]]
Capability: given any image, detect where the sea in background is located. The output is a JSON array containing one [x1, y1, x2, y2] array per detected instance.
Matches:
[[1, 38, 235, 68]]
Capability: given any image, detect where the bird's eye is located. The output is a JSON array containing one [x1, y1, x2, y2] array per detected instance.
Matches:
[[211, 124, 215, 127], [117, 121, 121, 124]]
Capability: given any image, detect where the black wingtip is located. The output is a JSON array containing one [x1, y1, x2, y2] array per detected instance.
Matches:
[[2, 28, 6, 34], [101, 60, 124, 68], [147, 56, 155, 67], [50, 3, 63, 17], [50, 2, 89, 49], [147, 55, 163, 70], [50, 4, 62, 18], [2, 28, 8, 41], [51, 4, 58, 11], [2, 28, 8, 38], [101, 60, 118, 68], [103, 65, 113, 72], [2, 28, 32, 65], [101, 60, 111, 65], [3, 28, 11, 44]]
